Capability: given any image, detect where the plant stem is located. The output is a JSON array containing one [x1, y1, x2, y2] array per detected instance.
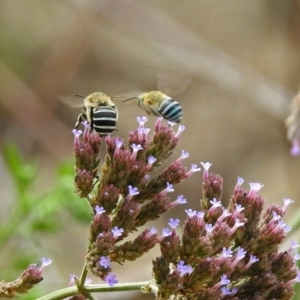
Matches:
[[78, 263, 89, 289], [36, 281, 152, 300]]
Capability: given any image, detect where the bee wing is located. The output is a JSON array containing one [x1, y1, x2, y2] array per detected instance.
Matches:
[[156, 70, 193, 97], [111, 91, 144, 103], [59, 95, 84, 108]]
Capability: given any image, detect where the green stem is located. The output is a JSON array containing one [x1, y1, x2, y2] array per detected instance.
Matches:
[[36, 281, 152, 300], [78, 263, 89, 289]]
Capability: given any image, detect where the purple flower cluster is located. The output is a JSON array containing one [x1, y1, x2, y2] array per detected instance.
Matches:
[[73, 117, 299, 297], [152, 164, 298, 299], [73, 117, 199, 286], [0, 258, 52, 298], [73, 121, 102, 197]]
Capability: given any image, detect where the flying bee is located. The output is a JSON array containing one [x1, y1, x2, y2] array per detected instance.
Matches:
[[73, 92, 118, 136], [123, 91, 183, 123]]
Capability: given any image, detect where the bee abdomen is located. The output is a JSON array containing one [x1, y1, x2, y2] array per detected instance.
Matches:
[[159, 98, 183, 123], [92, 106, 117, 136]]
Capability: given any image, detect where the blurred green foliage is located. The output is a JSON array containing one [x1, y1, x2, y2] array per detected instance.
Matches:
[[0, 143, 91, 298]]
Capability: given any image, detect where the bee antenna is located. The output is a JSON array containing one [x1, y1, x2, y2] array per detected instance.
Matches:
[[73, 94, 85, 98], [122, 97, 139, 103]]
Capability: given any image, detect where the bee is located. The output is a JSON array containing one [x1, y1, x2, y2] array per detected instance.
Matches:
[[74, 92, 118, 136], [123, 91, 183, 123]]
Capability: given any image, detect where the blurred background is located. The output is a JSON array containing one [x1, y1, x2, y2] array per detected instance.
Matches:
[[1, 0, 300, 299]]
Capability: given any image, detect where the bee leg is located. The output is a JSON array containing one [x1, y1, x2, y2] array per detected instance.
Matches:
[[75, 111, 87, 128]]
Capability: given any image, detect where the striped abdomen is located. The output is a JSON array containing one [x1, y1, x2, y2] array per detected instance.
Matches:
[[91, 106, 118, 136], [158, 98, 183, 123]]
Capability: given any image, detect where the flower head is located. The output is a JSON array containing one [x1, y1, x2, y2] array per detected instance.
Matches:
[[176, 150, 189, 163], [162, 228, 172, 237], [175, 124, 185, 138], [111, 227, 124, 238], [168, 218, 180, 228], [235, 176, 244, 191], [72, 129, 82, 146], [128, 185, 139, 197], [137, 116, 148, 127], [130, 143, 143, 160], [186, 163, 201, 177], [99, 256, 111, 269], [248, 182, 264, 198], [105, 273, 118, 287], [200, 162, 212, 178]]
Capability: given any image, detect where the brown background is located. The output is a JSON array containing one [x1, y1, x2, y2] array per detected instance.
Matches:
[[1, 1, 300, 299]]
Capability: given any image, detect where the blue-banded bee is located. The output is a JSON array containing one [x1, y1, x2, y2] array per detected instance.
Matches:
[[123, 91, 183, 123], [74, 92, 118, 136]]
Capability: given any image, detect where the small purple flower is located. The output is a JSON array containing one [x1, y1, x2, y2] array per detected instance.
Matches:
[[244, 255, 259, 269], [95, 206, 105, 215], [185, 209, 197, 217], [168, 218, 180, 228], [105, 273, 118, 287], [175, 124, 185, 138], [137, 116, 148, 127], [220, 274, 230, 285], [235, 204, 244, 212], [111, 226, 124, 238], [114, 139, 123, 155], [248, 182, 264, 198], [177, 261, 193, 276], [214, 274, 231, 288], [177, 260, 186, 272], [162, 228, 172, 237], [200, 162, 212, 178], [196, 211, 205, 218], [235, 176, 244, 191], [144, 227, 158, 239], [166, 182, 174, 192], [176, 195, 187, 204], [231, 218, 244, 233], [221, 247, 233, 258], [72, 129, 82, 146], [210, 198, 222, 208], [99, 256, 111, 268], [128, 185, 139, 196], [130, 143, 143, 160], [236, 247, 246, 259], [294, 253, 300, 261], [282, 223, 292, 233], [186, 163, 201, 177], [295, 271, 300, 282], [160, 182, 174, 196], [232, 247, 246, 267], [40, 258, 52, 270], [218, 208, 231, 222], [221, 286, 231, 295], [146, 156, 156, 169], [150, 227, 157, 234], [176, 150, 189, 163], [205, 224, 214, 234], [291, 240, 300, 249], [283, 198, 294, 211], [137, 127, 150, 135], [272, 211, 281, 221]]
